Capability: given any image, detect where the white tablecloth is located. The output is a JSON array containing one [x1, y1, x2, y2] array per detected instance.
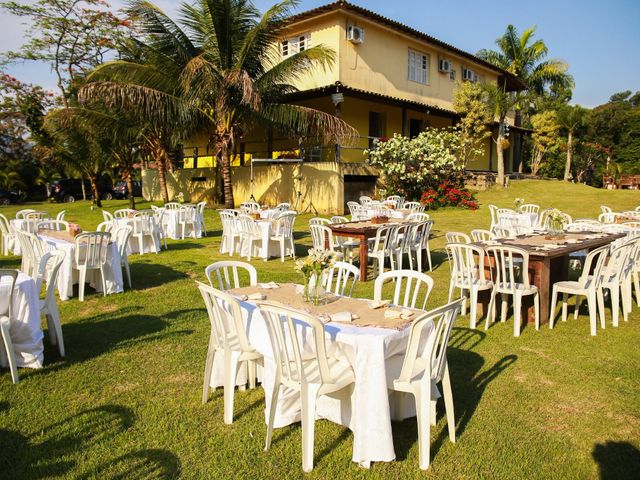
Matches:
[[113, 218, 161, 254], [8, 219, 26, 254], [162, 209, 202, 240], [233, 219, 292, 260], [39, 234, 124, 301], [0, 272, 43, 368], [364, 209, 405, 220], [209, 296, 434, 465]]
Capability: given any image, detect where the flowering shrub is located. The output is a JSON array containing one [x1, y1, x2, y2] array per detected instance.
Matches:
[[365, 127, 480, 201], [420, 180, 478, 210]]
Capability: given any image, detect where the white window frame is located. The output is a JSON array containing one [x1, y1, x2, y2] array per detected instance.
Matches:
[[281, 32, 312, 58], [408, 49, 429, 85]]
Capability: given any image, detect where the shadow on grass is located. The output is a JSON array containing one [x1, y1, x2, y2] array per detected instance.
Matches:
[[392, 351, 517, 463], [75, 449, 180, 479], [164, 241, 206, 251], [593, 441, 640, 480], [128, 263, 188, 290], [0, 405, 146, 479]]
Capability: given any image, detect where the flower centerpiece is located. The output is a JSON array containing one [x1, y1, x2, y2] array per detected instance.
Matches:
[[545, 209, 566, 239], [294, 249, 337, 305], [514, 198, 524, 213], [69, 224, 82, 237], [370, 210, 389, 224]]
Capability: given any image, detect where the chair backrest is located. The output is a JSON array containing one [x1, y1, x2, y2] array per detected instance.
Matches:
[[257, 302, 336, 387], [403, 201, 424, 213], [240, 202, 260, 213], [177, 206, 197, 223], [133, 211, 155, 234], [56, 210, 66, 221], [14, 229, 36, 271], [261, 209, 280, 219], [396, 300, 462, 386], [218, 210, 237, 235], [0, 213, 10, 236], [102, 210, 114, 222], [537, 208, 552, 228], [471, 229, 495, 242], [520, 204, 539, 214], [309, 217, 331, 226], [114, 209, 136, 219], [35, 250, 65, 305], [446, 243, 490, 288], [330, 216, 349, 224], [164, 202, 181, 210], [197, 282, 254, 354], [565, 222, 598, 232], [369, 224, 397, 255], [359, 196, 372, 206], [601, 241, 634, 284], [74, 232, 111, 268], [25, 212, 50, 232], [414, 220, 433, 249], [490, 226, 513, 238], [205, 261, 258, 290], [0, 269, 18, 319], [322, 261, 359, 297], [15, 209, 36, 219], [37, 220, 69, 232], [600, 224, 630, 235], [374, 269, 434, 310], [600, 205, 612, 214], [487, 204, 499, 228], [112, 225, 133, 258], [309, 224, 335, 252], [486, 245, 530, 290], [96, 221, 114, 233], [386, 195, 404, 209], [237, 214, 260, 236], [407, 212, 429, 222], [275, 212, 296, 237], [196, 201, 206, 215], [275, 202, 291, 211], [445, 231, 471, 244], [598, 212, 620, 224], [576, 245, 609, 289], [496, 208, 516, 217]]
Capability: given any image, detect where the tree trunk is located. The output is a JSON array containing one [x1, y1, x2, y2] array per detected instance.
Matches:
[[147, 135, 169, 203], [496, 135, 505, 187], [531, 147, 544, 176], [564, 131, 573, 181], [90, 177, 102, 208], [220, 141, 235, 209], [80, 175, 87, 200], [126, 173, 135, 210]]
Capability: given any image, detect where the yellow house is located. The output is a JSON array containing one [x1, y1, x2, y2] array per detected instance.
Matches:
[[170, 1, 527, 210]]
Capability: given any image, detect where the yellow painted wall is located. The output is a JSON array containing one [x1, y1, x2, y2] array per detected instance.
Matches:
[[141, 162, 345, 214]]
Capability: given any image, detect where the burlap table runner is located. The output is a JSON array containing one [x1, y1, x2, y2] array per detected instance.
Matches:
[[38, 229, 112, 246], [333, 218, 410, 230], [229, 283, 416, 330], [500, 232, 606, 248]]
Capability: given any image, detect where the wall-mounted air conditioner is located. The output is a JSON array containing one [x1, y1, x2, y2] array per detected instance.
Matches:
[[347, 25, 365, 44]]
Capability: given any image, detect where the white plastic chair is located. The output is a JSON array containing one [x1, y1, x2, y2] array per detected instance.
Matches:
[[177, 206, 198, 240], [205, 261, 258, 290], [386, 195, 404, 209], [0, 213, 15, 256], [408, 220, 433, 272], [387, 299, 462, 470], [24, 212, 49, 233], [485, 245, 540, 337], [359, 195, 372, 206], [471, 229, 495, 242], [445, 232, 471, 244], [598, 241, 635, 327], [259, 302, 355, 472], [15, 230, 45, 279], [36, 220, 69, 231], [114, 208, 136, 219], [321, 261, 359, 297], [598, 212, 620, 224], [196, 202, 207, 236], [309, 217, 331, 226], [520, 204, 539, 214], [152, 208, 168, 250], [15, 209, 36, 219], [164, 202, 181, 210], [403, 201, 424, 213], [446, 243, 494, 328], [330, 216, 358, 262], [240, 202, 260, 213], [271, 211, 296, 262], [219, 210, 240, 256], [237, 215, 263, 261], [309, 224, 341, 257], [197, 282, 263, 421], [600, 205, 612, 214], [113, 225, 133, 289], [132, 211, 158, 255], [368, 225, 397, 276], [275, 202, 291, 211], [102, 210, 114, 223], [75, 232, 110, 302], [549, 245, 608, 336], [487, 204, 499, 230], [374, 269, 434, 310], [407, 212, 430, 222], [96, 221, 114, 233], [56, 210, 66, 221], [0, 269, 19, 384], [35, 251, 66, 356]]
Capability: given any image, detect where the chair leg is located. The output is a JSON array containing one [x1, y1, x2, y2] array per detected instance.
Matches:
[[610, 287, 620, 327], [413, 387, 431, 470], [500, 294, 508, 323], [0, 320, 19, 384], [469, 288, 478, 329], [201, 342, 216, 404], [248, 360, 257, 389], [100, 267, 107, 297], [138, 236, 144, 256], [426, 245, 433, 271], [587, 291, 597, 336], [301, 385, 320, 472], [485, 288, 497, 330], [442, 363, 456, 443], [223, 351, 240, 425], [264, 376, 281, 452], [533, 292, 540, 331], [513, 294, 522, 337], [621, 281, 631, 322], [48, 308, 65, 357], [561, 292, 568, 322], [549, 287, 558, 329], [124, 261, 132, 289], [597, 288, 606, 328], [633, 271, 640, 307], [78, 267, 87, 302], [574, 295, 582, 320]]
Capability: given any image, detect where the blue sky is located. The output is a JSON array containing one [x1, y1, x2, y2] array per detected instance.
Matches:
[[1, 0, 639, 107]]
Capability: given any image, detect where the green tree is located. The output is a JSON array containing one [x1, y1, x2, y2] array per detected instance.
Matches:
[[1, 0, 130, 106], [557, 104, 589, 181], [452, 81, 492, 167], [81, 0, 357, 208], [530, 110, 560, 175]]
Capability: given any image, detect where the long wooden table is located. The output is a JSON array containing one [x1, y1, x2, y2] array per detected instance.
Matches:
[[328, 219, 408, 281], [474, 232, 624, 325]]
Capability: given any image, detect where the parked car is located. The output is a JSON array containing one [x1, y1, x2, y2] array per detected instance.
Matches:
[[0, 188, 22, 205], [113, 180, 142, 199], [48, 178, 114, 203]]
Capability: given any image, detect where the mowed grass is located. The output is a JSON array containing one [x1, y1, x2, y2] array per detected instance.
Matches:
[[0, 179, 639, 479]]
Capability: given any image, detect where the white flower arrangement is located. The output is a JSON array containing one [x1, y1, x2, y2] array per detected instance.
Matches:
[[295, 249, 337, 304], [514, 198, 524, 212]]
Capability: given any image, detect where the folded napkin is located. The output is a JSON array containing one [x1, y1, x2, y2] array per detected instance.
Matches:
[[384, 308, 414, 320], [240, 293, 266, 301], [319, 311, 359, 323], [565, 239, 580, 244], [369, 299, 390, 309], [258, 282, 279, 289]]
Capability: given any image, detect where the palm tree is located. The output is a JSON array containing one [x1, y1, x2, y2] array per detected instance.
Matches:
[[557, 104, 589, 181], [80, 0, 357, 208], [477, 25, 574, 96]]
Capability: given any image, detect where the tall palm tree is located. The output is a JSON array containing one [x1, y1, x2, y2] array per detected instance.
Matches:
[[477, 25, 574, 96], [81, 0, 357, 208], [557, 104, 589, 181]]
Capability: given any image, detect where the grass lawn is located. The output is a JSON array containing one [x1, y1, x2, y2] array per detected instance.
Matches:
[[0, 179, 639, 479]]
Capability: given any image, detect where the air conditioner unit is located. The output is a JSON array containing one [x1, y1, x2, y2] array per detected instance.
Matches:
[[347, 26, 365, 44], [438, 58, 451, 72], [462, 68, 475, 81]]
